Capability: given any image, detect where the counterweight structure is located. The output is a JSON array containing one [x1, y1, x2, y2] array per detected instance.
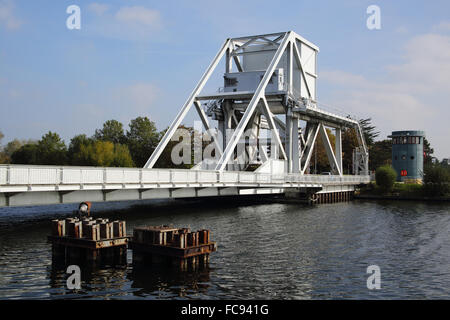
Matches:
[[144, 31, 368, 176]]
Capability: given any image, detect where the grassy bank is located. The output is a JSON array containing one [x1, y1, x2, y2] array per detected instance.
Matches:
[[358, 182, 450, 200]]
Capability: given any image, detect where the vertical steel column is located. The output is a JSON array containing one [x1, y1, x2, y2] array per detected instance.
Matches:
[[335, 127, 343, 175], [287, 41, 293, 94], [286, 106, 293, 173], [292, 116, 300, 173], [225, 47, 232, 73]]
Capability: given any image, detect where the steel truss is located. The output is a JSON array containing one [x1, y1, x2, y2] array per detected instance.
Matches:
[[144, 31, 368, 176]]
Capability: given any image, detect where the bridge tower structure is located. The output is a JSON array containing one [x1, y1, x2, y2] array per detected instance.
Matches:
[[0, 31, 371, 208], [144, 31, 369, 176]]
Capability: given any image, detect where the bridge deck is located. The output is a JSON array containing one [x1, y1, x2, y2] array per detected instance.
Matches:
[[0, 165, 370, 207]]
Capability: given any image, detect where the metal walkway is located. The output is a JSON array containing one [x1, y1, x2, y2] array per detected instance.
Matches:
[[0, 165, 369, 207]]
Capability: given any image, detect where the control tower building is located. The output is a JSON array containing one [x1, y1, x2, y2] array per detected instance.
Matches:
[[388, 130, 425, 182]]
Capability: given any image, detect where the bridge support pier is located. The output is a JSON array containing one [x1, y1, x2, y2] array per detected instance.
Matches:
[[313, 191, 355, 204], [284, 186, 356, 205]]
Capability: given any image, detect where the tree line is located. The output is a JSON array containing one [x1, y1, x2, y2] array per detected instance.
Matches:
[[0, 117, 176, 168], [0, 117, 439, 173]]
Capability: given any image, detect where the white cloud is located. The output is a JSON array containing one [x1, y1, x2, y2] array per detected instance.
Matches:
[[86, 5, 163, 41], [117, 83, 161, 120], [115, 6, 162, 28], [9, 89, 20, 98], [395, 26, 408, 34], [388, 33, 450, 93], [88, 3, 109, 16], [0, 0, 22, 30], [319, 29, 450, 159], [320, 70, 369, 88], [432, 21, 450, 33]]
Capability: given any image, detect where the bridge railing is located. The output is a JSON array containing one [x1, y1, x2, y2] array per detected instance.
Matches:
[[0, 165, 370, 188]]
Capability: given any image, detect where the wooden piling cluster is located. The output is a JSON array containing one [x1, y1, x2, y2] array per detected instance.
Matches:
[[129, 225, 216, 271], [48, 217, 128, 263], [312, 191, 354, 204]]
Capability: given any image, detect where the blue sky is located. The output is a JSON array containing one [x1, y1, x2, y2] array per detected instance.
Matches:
[[1, 0, 449, 158]]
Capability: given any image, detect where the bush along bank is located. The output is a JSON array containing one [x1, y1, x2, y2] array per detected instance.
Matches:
[[356, 164, 450, 201]]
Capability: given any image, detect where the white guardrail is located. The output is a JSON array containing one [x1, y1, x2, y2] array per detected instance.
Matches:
[[0, 165, 370, 189]]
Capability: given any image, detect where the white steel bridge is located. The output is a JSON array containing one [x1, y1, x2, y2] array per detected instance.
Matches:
[[0, 31, 371, 207], [0, 164, 369, 207]]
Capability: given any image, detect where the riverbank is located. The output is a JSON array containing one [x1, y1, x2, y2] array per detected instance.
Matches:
[[355, 194, 450, 202], [356, 182, 450, 202]]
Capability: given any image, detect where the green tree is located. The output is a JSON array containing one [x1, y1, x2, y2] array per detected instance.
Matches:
[[369, 139, 392, 171], [85, 141, 115, 167], [68, 134, 93, 165], [359, 118, 379, 147], [112, 143, 135, 167], [375, 165, 397, 193], [423, 163, 450, 197], [10, 132, 67, 165], [423, 137, 434, 165], [94, 120, 126, 144], [440, 159, 450, 169], [71, 139, 134, 167], [321, 128, 335, 173], [0, 131, 7, 163], [126, 117, 159, 167], [11, 143, 39, 164], [155, 125, 196, 169], [308, 128, 335, 174], [4, 139, 26, 157], [342, 127, 359, 174], [1, 139, 38, 164], [36, 131, 68, 165], [341, 120, 382, 173]]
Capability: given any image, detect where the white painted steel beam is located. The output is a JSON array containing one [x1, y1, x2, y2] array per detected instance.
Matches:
[[318, 123, 342, 176], [214, 32, 292, 170], [335, 127, 343, 174], [193, 100, 223, 156], [301, 123, 320, 174], [144, 38, 232, 169], [292, 41, 312, 99], [0, 167, 369, 207], [292, 117, 300, 173], [260, 97, 287, 160]]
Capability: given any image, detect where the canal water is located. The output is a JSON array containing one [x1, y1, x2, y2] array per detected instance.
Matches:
[[0, 198, 449, 299]]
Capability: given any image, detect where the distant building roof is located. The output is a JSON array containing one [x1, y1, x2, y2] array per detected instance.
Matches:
[[388, 130, 425, 138]]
